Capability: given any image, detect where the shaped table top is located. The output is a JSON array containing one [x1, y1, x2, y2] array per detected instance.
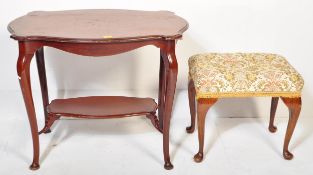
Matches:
[[8, 9, 188, 43]]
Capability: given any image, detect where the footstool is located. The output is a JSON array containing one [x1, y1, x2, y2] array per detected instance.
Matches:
[[186, 53, 304, 162]]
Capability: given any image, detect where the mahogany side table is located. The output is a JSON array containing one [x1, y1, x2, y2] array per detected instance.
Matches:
[[8, 9, 188, 170]]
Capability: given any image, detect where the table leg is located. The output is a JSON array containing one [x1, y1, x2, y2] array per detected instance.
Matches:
[[161, 41, 177, 170], [158, 49, 166, 130], [36, 47, 51, 133], [17, 42, 40, 170]]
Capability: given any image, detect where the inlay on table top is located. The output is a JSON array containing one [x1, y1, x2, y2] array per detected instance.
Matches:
[[8, 9, 189, 43]]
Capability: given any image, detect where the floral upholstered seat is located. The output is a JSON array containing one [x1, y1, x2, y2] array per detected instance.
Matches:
[[188, 53, 304, 99]]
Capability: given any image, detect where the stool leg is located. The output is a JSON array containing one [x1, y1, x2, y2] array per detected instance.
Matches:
[[194, 98, 217, 163], [269, 97, 279, 133], [186, 80, 196, 133], [281, 97, 301, 160]]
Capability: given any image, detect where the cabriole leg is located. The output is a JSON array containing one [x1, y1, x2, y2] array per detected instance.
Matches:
[[161, 41, 177, 170], [194, 98, 217, 163], [17, 42, 41, 170], [158, 49, 166, 130], [186, 79, 196, 133], [281, 97, 302, 160], [36, 47, 51, 134], [269, 97, 279, 133]]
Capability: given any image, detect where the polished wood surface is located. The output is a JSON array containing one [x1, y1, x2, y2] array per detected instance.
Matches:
[[39, 96, 160, 135], [160, 40, 177, 170], [158, 50, 166, 130], [16, 39, 179, 170], [269, 97, 279, 133], [35, 48, 51, 133], [187, 80, 302, 162], [47, 96, 157, 117], [281, 97, 302, 160], [8, 9, 188, 43], [11, 9, 188, 170], [186, 79, 196, 133], [17, 42, 40, 170], [193, 98, 218, 163]]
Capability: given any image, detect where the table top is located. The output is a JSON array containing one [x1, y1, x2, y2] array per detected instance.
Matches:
[[8, 9, 188, 43]]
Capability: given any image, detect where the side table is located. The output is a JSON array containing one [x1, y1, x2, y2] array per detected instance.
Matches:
[[8, 9, 188, 170]]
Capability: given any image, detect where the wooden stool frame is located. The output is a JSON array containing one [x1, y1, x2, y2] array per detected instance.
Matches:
[[186, 79, 302, 162]]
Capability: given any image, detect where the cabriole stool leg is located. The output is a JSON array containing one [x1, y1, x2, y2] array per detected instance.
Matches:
[[269, 97, 279, 133], [281, 97, 301, 160], [194, 98, 217, 162], [186, 79, 196, 133]]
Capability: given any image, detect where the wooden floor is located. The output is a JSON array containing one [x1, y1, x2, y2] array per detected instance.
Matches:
[[1, 90, 312, 175]]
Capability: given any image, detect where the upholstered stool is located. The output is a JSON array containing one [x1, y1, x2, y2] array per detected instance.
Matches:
[[186, 53, 304, 162]]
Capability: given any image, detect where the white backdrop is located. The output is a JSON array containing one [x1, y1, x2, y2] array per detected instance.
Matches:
[[1, 0, 313, 117]]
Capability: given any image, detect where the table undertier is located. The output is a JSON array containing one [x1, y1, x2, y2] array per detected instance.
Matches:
[[47, 96, 158, 118]]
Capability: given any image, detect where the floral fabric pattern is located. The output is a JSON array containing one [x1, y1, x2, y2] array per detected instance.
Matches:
[[189, 53, 304, 98]]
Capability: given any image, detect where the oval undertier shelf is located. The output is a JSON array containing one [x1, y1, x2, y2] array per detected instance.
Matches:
[[47, 96, 158, 118]]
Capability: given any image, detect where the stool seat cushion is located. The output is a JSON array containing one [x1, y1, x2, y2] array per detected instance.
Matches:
[[189, 53, 304, 98]]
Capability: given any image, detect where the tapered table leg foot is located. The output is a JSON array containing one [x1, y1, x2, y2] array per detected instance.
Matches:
[[283, 150, 294, 160], [164, 161, 174, 170], [194, 152, 203, 163], [44, 129, 51, 133], [29, 162, 40, 170], [268, 125, 277, 133], [186, 126, 194, 133]]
